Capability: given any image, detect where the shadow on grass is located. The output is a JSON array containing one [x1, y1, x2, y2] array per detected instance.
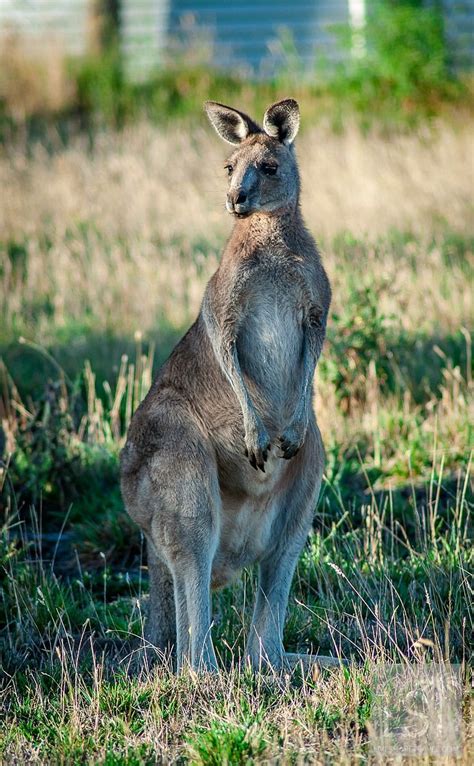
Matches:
[[1, 321, 183, 402], [385, 328, 471, 402], [322, 315, 471, 409]]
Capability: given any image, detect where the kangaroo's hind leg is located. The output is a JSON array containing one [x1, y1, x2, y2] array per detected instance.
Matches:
[[166, 529, 218, 672], [123, 406, 222, 672], [246, 424, 325, 671], [144, 541, 176, 657], [140, 417, 221, 672], [128, 541, 175, 674]]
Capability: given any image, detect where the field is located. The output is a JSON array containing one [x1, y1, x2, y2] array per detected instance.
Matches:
[[0, 117, 473, 763]]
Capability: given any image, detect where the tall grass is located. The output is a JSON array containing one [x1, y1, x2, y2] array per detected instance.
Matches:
[[1, 122, 472, 344]]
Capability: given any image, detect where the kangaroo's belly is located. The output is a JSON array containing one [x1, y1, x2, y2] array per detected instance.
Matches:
[[236, 289, 304, 424], [211, 487, 282, 589]]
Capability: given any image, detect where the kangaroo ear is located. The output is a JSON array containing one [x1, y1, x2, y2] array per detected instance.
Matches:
[[263, 99, 300, 145], [204, 101, 261, 145]]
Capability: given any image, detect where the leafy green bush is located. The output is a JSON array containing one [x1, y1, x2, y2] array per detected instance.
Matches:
[[327, 0, 463, 127], [4, 377, 119, 523], [72, 57, 287, 128], [73, 47, 135, 128], [320, 283, 394, 410]]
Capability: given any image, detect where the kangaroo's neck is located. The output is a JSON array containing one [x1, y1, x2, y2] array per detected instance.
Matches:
[[228, 205, 307, 254]]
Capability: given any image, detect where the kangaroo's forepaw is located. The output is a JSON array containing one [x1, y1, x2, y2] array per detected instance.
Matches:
[[278, 423, 305, 460], [244, 421, 271, 472], [278, 437, 300, 460]]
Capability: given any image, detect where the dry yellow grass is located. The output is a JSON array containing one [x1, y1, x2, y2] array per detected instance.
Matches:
[[1, 120, 473, 337], [2, 119, 473, 240]]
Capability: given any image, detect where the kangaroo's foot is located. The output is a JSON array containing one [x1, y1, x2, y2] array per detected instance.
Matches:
[[245, 650, 346, 675]]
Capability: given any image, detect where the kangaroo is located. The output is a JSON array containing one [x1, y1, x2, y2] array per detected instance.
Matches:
[[120, 99, 332, 673]]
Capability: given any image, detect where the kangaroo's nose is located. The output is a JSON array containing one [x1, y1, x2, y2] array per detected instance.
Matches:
[[228, 189, 247, 207], [235, 189, 247, 204]]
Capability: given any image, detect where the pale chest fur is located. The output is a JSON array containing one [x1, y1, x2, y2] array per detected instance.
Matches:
[[236, 255, 307, 427]]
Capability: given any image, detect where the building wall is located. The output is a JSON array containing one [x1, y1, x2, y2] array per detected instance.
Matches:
[[1, 1, 472, 78], [120, 0, 474, 79], [437, 0, 474, 70], [168, 0, 349, 71], [120, 0, 351, 79], [119, 0, 170, 79]]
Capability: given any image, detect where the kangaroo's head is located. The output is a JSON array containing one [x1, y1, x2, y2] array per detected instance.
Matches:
[[204, 99, 300, 218]]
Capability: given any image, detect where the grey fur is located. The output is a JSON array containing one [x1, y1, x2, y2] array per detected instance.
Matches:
[[121, 99, 333, 673]]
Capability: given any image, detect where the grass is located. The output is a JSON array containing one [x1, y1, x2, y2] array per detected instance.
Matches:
[[0, 491, 471, 763], [0, 115, 473, 762]]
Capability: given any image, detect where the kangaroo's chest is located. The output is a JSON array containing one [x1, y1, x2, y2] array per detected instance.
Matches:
[[236, 264, 305, 415]]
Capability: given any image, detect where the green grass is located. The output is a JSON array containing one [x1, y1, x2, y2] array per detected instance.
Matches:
[[1, 517, 470, 764]]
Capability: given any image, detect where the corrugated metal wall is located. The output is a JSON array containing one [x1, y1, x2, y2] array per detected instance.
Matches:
[[120, 0, 350, 79], [169, 0, 349, 70], [120, 0, 170, 78], [0, 0, 91, 55], [1, 1, 472, 77], [438, 0, 474, 70], [121, 0, 474, 79]]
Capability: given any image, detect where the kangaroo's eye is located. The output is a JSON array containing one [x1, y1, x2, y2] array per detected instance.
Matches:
[[261, 163, 278, 176], [224, 164, 234, 176]]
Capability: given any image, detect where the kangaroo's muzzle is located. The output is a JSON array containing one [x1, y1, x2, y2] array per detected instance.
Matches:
[[226, 188, 250, 215]]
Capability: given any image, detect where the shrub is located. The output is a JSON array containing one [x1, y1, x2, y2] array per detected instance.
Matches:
[[326, 0, 463, 128], [320, 283, 394, 410]]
